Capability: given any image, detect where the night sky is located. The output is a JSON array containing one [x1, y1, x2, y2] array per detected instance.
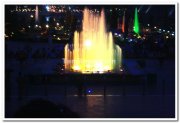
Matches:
[[5, 5, 175, 25]]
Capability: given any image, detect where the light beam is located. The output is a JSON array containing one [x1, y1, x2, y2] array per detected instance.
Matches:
[[134, 8, 139, 34]]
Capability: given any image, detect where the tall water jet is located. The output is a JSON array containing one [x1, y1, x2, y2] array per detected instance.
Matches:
[[122, 11, 125, 33], [134, 7, 139, 34], [35, 5, 39, 23], [64, 8, 122, 73]]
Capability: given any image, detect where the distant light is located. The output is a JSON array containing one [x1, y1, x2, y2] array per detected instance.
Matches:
[[45, 24, 49, 28], [30, 14, 34, 18], [159, 29, 161, 31], [163, 30, 165, 32], [57, 37, 60, 40], [171, 33, 174, 36], [120, 69, 123, 72], [147, 24, 150, 26], [129, 39, 133, 42], [88, 90, 92, 93], [46, 6, 50, 11], [5, 34, 9, 38], [56, 22, 59, 26], [35, 24, 38, 28], [28, 26, 31, 28], [137, 35, 141, 39], [46, 17, 50, 22], [166, 36, 169, 39], [167, 31, 170, 33], [154, 26, 157, 29]]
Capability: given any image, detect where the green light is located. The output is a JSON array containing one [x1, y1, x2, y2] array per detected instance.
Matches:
[[134, 8, 139, 34]]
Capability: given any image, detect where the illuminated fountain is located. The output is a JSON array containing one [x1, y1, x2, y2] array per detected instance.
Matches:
[[35, 5, 39, 23], [134, 8, 139, 34], [122, 11, 125, 33], [64, 8, 122, 73]]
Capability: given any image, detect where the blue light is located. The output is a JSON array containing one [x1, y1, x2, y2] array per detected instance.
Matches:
[[129, 39, 133, 42], [87, 89, 92, 94], [45, 6, 50, 11], [46, 16, 50, 22]]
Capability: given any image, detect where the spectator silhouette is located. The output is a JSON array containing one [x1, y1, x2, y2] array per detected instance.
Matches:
[[14, 99, 79, 118]]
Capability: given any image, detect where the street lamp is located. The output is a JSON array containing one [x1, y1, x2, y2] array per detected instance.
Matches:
[[45, 24, 49, 28]]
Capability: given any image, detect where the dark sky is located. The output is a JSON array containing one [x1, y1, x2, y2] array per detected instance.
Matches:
[[5, 5, 175, 30], [5, 5, 175, 18]]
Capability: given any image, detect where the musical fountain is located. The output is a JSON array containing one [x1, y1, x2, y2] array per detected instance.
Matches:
[[64, 8, 122, 73]]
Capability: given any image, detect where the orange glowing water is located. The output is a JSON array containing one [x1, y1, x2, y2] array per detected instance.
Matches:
[[64, 8, 122, 73]]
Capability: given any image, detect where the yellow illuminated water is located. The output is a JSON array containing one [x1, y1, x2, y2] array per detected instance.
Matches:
[[64, 8, 122, 73]]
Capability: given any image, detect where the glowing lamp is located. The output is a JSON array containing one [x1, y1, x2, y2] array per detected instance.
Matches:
[[87, 89, 92, 93], [30, 14, 34, 18], [46, 6, 50, 11], [45, 24, 49, 28]]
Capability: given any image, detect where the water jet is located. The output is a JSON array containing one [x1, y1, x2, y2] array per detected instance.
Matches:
[[64, 8, 122, 73]]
